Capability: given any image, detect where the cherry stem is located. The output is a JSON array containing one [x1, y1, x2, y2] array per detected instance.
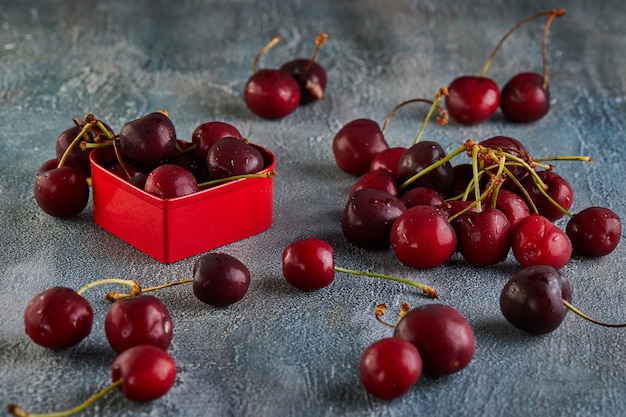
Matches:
[[56, 119, 97, 169], [471, 144, 482, 212], [76, 278, 141, 297], [541, 9, 565, 89], [374, 303, 411, 328], [399, 143, 466, 191], [252, 36, 280, 73], [197, 170, 277, 189], [381, 97, 448, 135], [333, 266, 439, 299], [480, 8, 565, 77], [304, 32, 329, 73], [533, 155, 593, 163], [7, 379, 123, 417], [413, 88, 448, 145], [562, 299, 626, 328], [106, 278, 194, 301]]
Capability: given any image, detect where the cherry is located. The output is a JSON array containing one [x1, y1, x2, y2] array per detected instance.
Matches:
[[490, 188, 530, 231], [511, 214, 572, 269], [358, 337, 422, 400], [441, 200, 477, 219], [521, 170, 573, 221], [445, 76, 500, 125], [192, 252, 251, 307], [244, 36, 300, 119], [191, 121, 243, 162], [397, 141, 455, 193], [341, 188, 406, 250], [394, 304, 475, 376], [206, 137, 265, 180], [369, 147, 407, 177], [478, 135, 531, 180], [55, 125, 93, 177], [446, 163, 474, 198], [104, 295, 173, 354], [400, 186, 444, 209], [279, 32, 328, 105], [500, 265, 572, 335], [566, 206, 622, 257], [119, 111, 177, 167], [34, 159, 90, 218], [348, 169, 398, 197], [390, 205, 457, 269], [144, 164, 199, 199], [282, 238, 438, 297], [332, 118, 389, 176], [23, 286, 93, 350], [111, 345, 177, 402], [451, 208, 512, 267]]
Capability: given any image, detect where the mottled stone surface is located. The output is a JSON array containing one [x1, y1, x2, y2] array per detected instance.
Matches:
[[1, 1, 625, 416]]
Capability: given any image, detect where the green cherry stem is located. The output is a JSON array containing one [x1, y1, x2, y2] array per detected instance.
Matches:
[[562, 300, 626, 328], [380, 97, 448, 135], [56, 120, 97, 169], [197, 170, 277, 189], [398, 143, 466, 191], [333, 266, 439, 299], [106, 279, 194, 301], [413, 88, 449, 145], [7, 379, 123, 417], [76, 278, 141, 297]]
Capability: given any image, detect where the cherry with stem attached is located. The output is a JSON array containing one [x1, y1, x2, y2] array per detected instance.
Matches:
[[280, 32, 329, 105]]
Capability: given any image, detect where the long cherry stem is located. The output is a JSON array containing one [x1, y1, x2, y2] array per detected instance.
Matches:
[[562, 300, 626, 328], [381, 97, 448, 135], [304, 32, 328, 73], [197, 170, 277, 189], [333, 266, 438, 299], [106, 279, 194, 301], [252, 36, 280, 73], [76, 278, 141, 297], [541, 9, 565, 89]]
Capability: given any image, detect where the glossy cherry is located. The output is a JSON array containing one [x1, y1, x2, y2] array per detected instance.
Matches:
[[445, 76, 500, 125], [491, 188, 531, 231], [55, 125, 93, 177], [206, 137, 265, 179], [192, 252, 251, 307], [369, 147, 407, 177], [23, 286, 93, 349], [144, 164, 199, 199], [500, 265, 572, 335], [348, 169, 398, 197], [390, 205, 457, 269], [279, 33, 328, 105], [566, 206, 622, 257], [104, 295, 173, 354], [191, 121, 243, 162], [111, 344, 177, 402], [359, 337, 422, 400], [511, 214, 572, 269], [34, 159, 90, 218], [400, 186, 444, 209], [452, 208, 512, 267], [479, 135, 531, 180], [394, 304, 475, 376], [397, 141, 455, 193], [119, 111, 177, 167], [341, 188, 406, 250], [501, 73, 549, 122], [521, 170, 573, 221], [332, 118, 389, 176], [282, 238, 335, 291]]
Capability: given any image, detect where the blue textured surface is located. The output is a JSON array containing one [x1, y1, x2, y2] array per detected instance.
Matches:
[[1, 1, 625, 416]]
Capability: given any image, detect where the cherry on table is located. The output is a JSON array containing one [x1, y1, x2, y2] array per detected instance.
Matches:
[[359, 337, 422, 400], [566, 206, 622, 257], [369, 147, 407, 177], [23, 286, 93, 350], [452, 207, 512, 267], [445, 76, 500, 125], [191, 121, 243, 162], [500, 72, 550, 122], [192, 252, 251, 307], [332, 118, 389, 176], [348, 169, 398, 197], [478, 135, 531, 180], [104, 295, 173, 354], [279, 32, 328, 105], [144, 164, 199, 199], [511, 213, 572, 269], [119, 111, 177, 167], [490, 188, 530, 231], [521, 170, 574, 221], [394, 303, 475, 376], [34, 159, 90, 218], [397, 140, 455, 193], [55, 125, 93, 178]]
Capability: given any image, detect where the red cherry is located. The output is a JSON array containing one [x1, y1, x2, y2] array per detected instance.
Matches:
[[359, 337, 422, 400], [445, 76, 500, 125], [452, 208, 512, 267], [119, 111, 177, 167], [111, 345, 177, 402], [244, 68, 301, 119], [566, 206, 622, 257], [400, 186, 444, 209], [511, 214, 572, 269], [348, 169, 398, 197], [23, 287, 93, 349], [390, 205, 457, 269], [282, 238, 335, 291], [34, 160, 90, 218], [192, 252, 251, 306], [206, 137, 265, 179], [144, 164, 199, 199], [491, 188, 531, 231], [332, 118, 389, 176], [369, 146, 407, 177], [501, 72, 550, 122], [521, 170, 573, 221], [191, 121, 243, 162]]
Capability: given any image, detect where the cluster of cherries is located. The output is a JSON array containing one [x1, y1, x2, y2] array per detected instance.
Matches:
[[7, 252, 251, 416], [446, 8, 565, 124], [244, 33, 328, 119], [34, 112, 273, 218]]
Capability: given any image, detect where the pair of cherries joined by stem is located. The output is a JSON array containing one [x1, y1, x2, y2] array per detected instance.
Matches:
[[446, 8, 565, 124], [359, 303, 474, 400], [244, 33, 328, 119]]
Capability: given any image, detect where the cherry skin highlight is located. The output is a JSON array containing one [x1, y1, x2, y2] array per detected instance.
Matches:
[[491, 188, 531, 231], [119, 112, 177, 167], [332, 118, 389, 176], [24, 286, 93, 350], [500, 265, 572, 335], [511, 214, 572, 269], [348, 169, 399, 197], [500, 72, 550, 122], [282, 238, 335, 291], [111, 344, 177, 402], [566, 206, 622, 257], [445, 76, 500, 125], [397, 141, 455, 193], [244, 69, 301, 119], [369, 146, 407, 177], [192, 252, 251, 307], [400, 186, 444, 209], [394, 304, 475, 376], [359, 337, 422, 400], [206, 137, 265, 179], [104, 295, 173, 354]]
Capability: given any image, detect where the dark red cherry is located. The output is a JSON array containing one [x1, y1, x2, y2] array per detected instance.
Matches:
[[342, 188, 406, 250], [511, 214, 572, 269], [452, 208, 512, 267], [441, 200, 477, 218], [55, 126, 93, 177], [566, 206, 622, 257], [24, 287, 93, 349], [501, 72, 550, 122], [369, 146, 407, 177], [119, 112, 177, 167], [111, 344, 177, 402], [390, 205, 457, 269], [491, 188, 531, 230], [521, 170, 573, 221], [349, 169, 398, 197], [500, 265, 572, 335], [244, 69, 301, 119], [34, 160, 90, 218], [280, 59, 327, 105], [446, 163, 474, 198], [104, 295, 173, 354], [397, 141, 454, 193], [144, 164, 199, 199], [479, 135, 530, 180], [207, 137, 264, 179], [332, 118, 389, 176], [192, 252, 251, 307], [191, 121, 243, 162], [359, 337, 422, 400], [394, 304, 475, 376], [400, 186, 444, 209], [445, 76, 500, 125], [282, 238, 335, 291]]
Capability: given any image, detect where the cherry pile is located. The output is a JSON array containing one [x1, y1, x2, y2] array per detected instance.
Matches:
[[34, 112, 275, 218], [244, 33, 329, 120], [8, 252, 250, 416]]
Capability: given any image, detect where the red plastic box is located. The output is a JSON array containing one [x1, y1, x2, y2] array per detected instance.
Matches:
[[90, 145, 276, 264]]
